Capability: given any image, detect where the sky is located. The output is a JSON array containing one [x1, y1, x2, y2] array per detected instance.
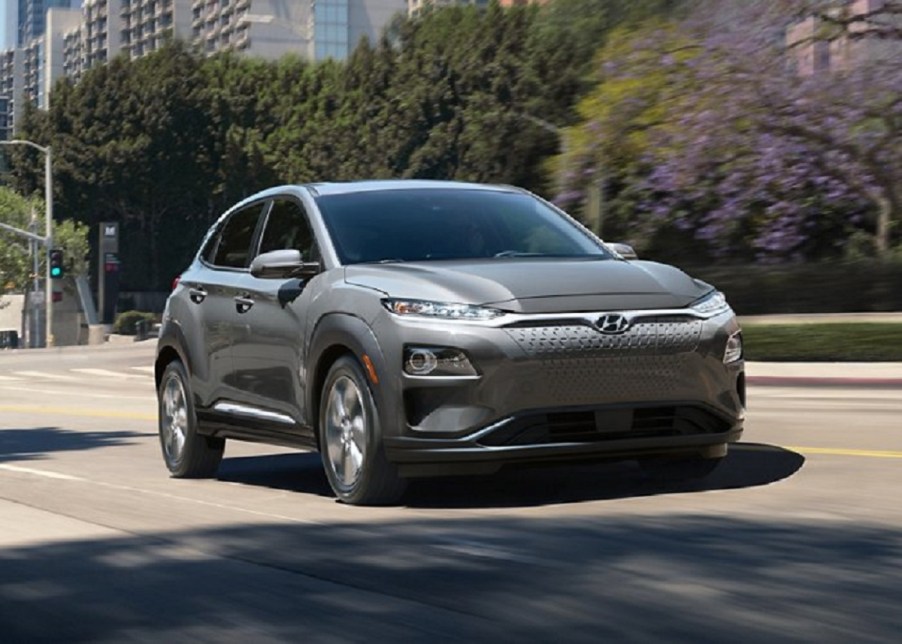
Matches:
[[1, 1, 14, 51]]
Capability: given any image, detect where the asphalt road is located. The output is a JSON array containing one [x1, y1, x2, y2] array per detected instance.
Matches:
[[1, 342, 901, 642]]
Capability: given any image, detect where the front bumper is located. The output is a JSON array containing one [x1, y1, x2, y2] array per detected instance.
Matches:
[[370, 307, 745, 474]]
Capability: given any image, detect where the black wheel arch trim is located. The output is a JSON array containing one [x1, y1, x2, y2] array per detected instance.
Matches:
[[306, 313, 396, 440], [154, 319, 195, 389]]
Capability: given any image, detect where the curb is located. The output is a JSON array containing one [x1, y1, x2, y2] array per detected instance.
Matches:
[[747, 376, 902, 389]]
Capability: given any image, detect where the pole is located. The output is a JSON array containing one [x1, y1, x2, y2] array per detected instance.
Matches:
[[31, 211, 39, 347], [0, 139, 54, 348], [44, 146, 53, 347]]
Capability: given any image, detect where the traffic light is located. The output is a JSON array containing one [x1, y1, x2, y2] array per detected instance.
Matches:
[[49, 248, 64, 279]]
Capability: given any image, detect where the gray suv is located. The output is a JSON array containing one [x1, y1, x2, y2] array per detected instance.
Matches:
[[155, 180, 745, 505]]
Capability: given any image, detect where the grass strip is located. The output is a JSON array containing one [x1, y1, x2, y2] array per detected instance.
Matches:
[[741, 323, 902, 362]]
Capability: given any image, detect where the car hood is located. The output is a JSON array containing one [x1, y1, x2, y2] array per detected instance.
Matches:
[[344, 258, 709, 313]]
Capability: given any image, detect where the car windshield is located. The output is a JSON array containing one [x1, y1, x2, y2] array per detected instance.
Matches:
[[315, 188, 610, 265]]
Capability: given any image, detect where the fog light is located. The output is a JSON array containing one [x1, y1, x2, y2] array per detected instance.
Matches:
[[406, 348, 438, 375], [404, 347, 478, 377], [724, 331, 743, 364]]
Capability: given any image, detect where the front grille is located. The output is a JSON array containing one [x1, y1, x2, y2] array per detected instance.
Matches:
[[503, 317, 703, 404], [478, 405, 731, 447], [504, 316, 702, 357]]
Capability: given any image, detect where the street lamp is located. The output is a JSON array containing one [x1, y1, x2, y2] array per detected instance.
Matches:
[[0, 139, 53, 347]]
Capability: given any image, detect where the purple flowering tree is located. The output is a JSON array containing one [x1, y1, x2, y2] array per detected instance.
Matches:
[[558, 0, 902, 261]]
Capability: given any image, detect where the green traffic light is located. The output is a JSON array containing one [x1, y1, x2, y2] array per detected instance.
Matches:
[[51, 267, 62, 277]]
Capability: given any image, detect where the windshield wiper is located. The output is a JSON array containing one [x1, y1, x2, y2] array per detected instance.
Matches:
[[492, 251, 546, 258]]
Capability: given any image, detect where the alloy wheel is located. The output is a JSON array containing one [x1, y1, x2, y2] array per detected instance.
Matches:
[[324, 375, 368, 487]]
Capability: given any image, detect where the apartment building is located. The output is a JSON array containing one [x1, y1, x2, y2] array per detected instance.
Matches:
[[17, 1, 79, 46], [193, 0, 405, 61], [788, 0, 901, 75], [0, 50, 20, 140], [122, 0, 193, 58]]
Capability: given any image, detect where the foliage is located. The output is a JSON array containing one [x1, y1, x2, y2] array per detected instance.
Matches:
[[691, 260, 902, 314], [742, 323, 902, 362], [113, 310, 157, 335], [0, 186, 89, 294], [10, 0, 894, 290], [557, 0, 902, 262], [54, 219, 91, 280], [10, 3, 682, 290]]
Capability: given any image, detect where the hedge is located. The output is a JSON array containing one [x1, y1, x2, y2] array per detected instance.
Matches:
[[685, 260, 902, 315]]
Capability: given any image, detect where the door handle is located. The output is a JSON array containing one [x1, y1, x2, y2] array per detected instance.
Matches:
[[188, 287, 207, 304], [234, 295, 255, 314]]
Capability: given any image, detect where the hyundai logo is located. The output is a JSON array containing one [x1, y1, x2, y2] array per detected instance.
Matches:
[[597, 313, 630, 334]]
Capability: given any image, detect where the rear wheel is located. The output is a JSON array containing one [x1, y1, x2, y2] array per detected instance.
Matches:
[[319, 356, 406, 505], [158, 360, 224, 478]]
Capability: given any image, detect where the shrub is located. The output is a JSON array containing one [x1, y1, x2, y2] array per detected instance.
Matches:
[[114, 310, 157, 335], [685, 260, 902, 315]]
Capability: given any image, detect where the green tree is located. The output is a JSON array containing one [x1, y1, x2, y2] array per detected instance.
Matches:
[[16, 43, 219, 290], [0, 186, 89, 293]]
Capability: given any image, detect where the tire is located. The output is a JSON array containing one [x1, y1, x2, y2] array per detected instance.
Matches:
[[319, 355, 406, 505], [638, 454, 723, 482], [158, 360, 224, 478]]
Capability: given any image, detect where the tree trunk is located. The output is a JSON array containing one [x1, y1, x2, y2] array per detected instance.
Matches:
[[874, 180, 900, 259]]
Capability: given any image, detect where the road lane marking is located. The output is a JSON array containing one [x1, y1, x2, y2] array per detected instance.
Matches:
[[0, 375, 22, 381], [0, 385, 155, 401], [13, 371, 78, 381], [786, 446, 902, 459], [0, 404, 155, 420], [71, 368, 148, 379], [0, 466, 321, 526], [0, 464, 83, 480], [131, 366, 156, 375]]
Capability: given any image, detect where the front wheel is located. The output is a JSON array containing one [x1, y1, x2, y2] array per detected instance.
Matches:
[[158, 360, 224, 478], [319, 355, 406, 505]]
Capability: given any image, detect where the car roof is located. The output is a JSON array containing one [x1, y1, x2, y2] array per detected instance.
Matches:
[[305, 179, 523, 197]]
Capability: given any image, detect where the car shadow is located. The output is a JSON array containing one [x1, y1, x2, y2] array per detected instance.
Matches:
[[217, 452, 334, 498], [216, 442, 804, 508], [0, 427, 155, 464]]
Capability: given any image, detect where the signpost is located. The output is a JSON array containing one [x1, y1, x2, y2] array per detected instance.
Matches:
[[98, 222, 120, 325]]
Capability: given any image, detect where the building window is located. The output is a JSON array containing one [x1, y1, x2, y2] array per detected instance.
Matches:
[[314, 0, 349, 61]]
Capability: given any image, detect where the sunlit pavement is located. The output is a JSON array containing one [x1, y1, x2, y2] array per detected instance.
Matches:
[[1, 342, 901, 641]]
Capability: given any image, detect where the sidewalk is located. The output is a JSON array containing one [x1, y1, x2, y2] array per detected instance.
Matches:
[[745, 361, 902, 388], [739, 312, 902, 325]]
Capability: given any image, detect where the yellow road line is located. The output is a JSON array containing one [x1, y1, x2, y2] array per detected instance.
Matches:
[[785, 446, 902, 459], [0, 405, 155, 421]]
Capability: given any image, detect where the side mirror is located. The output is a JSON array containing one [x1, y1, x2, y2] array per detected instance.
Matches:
[[250, 249, 321, 279], [609, 242, 638, 260]]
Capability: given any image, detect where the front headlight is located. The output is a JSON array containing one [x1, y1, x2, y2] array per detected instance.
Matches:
[[690, 290, 732, 317], [383, 298, 505, 321], [724, 331, 743, 364]]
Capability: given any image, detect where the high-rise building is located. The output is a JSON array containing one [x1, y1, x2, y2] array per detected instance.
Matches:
[[0, 50, 20, 140], [17, 1, 80, 46], [193, 0, 405, 61]]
